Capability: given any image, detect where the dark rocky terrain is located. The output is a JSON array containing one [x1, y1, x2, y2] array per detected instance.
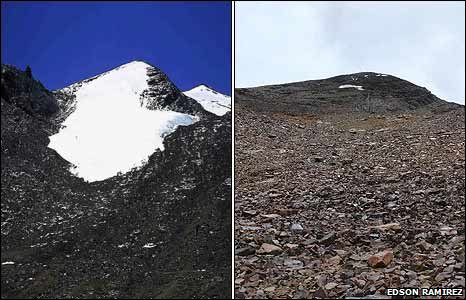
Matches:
[[1, 64, 231, 299], [234, 73, 465, 299], [141, 64, 210, 116]]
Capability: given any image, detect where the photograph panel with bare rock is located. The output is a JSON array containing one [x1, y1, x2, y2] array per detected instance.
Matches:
[[1, 2, 231, 299], [235, 1, 465, 299]]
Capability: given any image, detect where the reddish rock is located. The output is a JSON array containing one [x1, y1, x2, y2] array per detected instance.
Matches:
[[368, 250, 394, 268], [257, 243, 283, 255], [371, 223, 401, 232]]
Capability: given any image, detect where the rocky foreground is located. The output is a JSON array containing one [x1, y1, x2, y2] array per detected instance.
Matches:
[[234, 74, 465, 299]]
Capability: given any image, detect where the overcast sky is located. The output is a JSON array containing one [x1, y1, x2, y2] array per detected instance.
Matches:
[[236, 1, 465, 104]]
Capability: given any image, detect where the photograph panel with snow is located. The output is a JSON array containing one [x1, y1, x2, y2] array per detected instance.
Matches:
[[234, 1, 465, 299], [1, 1, 231, 299]]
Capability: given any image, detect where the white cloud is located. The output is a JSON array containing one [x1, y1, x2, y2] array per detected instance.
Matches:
[[236, 1, 465, 104]]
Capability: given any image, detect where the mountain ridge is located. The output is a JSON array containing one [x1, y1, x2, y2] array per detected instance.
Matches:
[[53, 60, 156, 92], [54, 60, 212, 119], [236, 72, 463, 115]]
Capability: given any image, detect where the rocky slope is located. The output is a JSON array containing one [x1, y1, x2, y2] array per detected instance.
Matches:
[[1, 65, 58, 117], [234, 73, 465, 299], [1, 64, 231, 299]]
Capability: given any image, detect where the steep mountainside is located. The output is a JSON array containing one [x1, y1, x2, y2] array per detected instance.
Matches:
[[1, 65, 58, 117], [234, 74, 465, 299], [1, 64, 231, 299]]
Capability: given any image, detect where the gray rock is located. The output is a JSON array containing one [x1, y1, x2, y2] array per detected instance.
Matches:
[[290, 223, 304, 232], [319, 232, 336, 245]]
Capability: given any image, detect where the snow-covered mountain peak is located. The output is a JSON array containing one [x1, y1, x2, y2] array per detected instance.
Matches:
[[192, 84, 215, 92], [59, 60, 151, 95], [108, 60, 162, 76], [122, 59, 152, 66], [108, 60, 151, 73], [49, 61, 199, 182], [184, 84, 231, 116], [187, 84, 225, 95]]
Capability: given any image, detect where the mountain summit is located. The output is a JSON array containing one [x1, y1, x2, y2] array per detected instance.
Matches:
[[49, 60, 207, 181], [55, 60, 209, 119], [236, 72, 461, 115], [45, 60, 230, 182]]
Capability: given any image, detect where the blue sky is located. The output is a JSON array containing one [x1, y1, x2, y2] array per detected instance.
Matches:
[[236, 1, 465, 104], [1, 1, 231, 95]]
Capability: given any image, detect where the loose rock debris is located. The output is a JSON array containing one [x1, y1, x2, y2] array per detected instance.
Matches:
[[234, 77, 465, 298]]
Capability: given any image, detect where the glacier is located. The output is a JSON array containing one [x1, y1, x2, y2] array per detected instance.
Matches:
[[48, 61, 198, 182]]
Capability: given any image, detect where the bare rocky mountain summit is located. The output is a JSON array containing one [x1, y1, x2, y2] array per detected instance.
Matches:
[[236, 72, 461, 115]]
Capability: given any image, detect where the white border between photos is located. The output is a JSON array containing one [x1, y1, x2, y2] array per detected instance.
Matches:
[[231, 1, 235, 298]]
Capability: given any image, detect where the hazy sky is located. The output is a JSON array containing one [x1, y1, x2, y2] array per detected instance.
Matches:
[[236, 1, 465, 104]]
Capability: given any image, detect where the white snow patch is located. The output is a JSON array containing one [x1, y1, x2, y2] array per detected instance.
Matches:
[[30, 242, 48, 248], [49, 61, 198, 182], [338, 84, 365, 91], [376, 74, 388, 77], [2, 261, 15, 265], [184, 84, 231, 116], [143, 243, 157, 248]]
